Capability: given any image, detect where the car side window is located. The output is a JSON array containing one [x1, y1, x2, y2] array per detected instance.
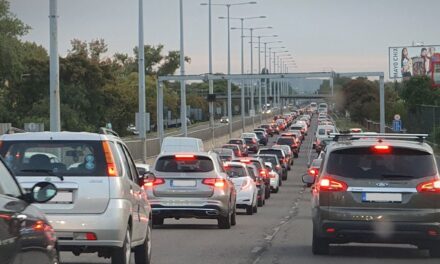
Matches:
[[121, 145, 139, 183], [0, 161, 21, 197], [116, 143, 133, 181]]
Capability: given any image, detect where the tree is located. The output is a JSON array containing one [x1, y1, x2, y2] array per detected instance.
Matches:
[[400, 76, 440, 108]]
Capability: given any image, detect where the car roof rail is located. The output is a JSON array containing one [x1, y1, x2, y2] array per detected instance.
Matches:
[[6, 127, 26, 134], [329, 133, 428, 143], [99, 127, 120, 137]]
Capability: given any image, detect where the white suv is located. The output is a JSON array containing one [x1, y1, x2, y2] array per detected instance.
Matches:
[[0, 131, 152, 264]]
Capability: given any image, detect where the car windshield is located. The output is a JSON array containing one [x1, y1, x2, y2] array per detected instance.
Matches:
[[155, 155, 214, 173], [225, 166, 247, 178], [229, 140, 242, 145], [0, 140, 107, 176], [327, 147, 437, 179]]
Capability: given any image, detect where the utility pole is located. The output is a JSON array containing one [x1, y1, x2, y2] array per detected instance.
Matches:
[[179, 0, 187, 136], [138, 0, 147, 162]]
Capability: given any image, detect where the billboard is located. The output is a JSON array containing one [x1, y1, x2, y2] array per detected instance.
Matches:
[[388, 45, 440, 79]]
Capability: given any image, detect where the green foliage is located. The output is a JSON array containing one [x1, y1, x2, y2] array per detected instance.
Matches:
[[399, 76, 440, 108]]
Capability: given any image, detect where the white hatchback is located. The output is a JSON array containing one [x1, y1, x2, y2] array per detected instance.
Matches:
[[224, 162, 258, 215]]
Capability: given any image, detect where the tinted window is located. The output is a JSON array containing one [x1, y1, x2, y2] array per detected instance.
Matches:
[[326, 147, 437, 179], [243, 138, 254, 144], [259, 149, 284, 159], [0, 141, 107, 176], [155, 156, 214, 173], [277, 138, 294, 145], [229, 140, 243, 145], [225, 166, 247, 178]]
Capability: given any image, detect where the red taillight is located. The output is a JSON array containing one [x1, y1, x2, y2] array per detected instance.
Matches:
[[260, 169, 267, 178], [275, 164, 281, 170], [307, 168, 319, 177], [202, 178, 226, 188], [175, 154, 195, 160], [144, 177, 165, 187], [417, 179, 440, 193], [317, 176, 347, 192], [373, 145, 391, 154], [102, 141, 118, 177], [252, 139, 257, 144]]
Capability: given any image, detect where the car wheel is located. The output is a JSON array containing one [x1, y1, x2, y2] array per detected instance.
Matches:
[[218, 212, 231, 229], [429, 244, 440, 257], [294, 153, 299, 158], [246, 205, 254, 215], [152, 216, 164, 226], [272, 187, 279, 193], [287, 165, 291, 171], [279, 179, 282, 186], [134, 221, 152, 264], [282, 174, 287, 181], [265, 187, 271, 199], [231, 207, 237, 226], [112, 227, 132, 264], [257, 196, 264, 207], [312, 230, 330, 255], [253, 204, 258, 213]]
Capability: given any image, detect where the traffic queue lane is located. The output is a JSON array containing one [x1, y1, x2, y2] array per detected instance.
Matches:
[[59, 114, 316, 264], [60, 114, 439, 264]]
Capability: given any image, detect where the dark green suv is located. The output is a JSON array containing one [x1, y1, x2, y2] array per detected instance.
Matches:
[[303, 133, 440, 257]]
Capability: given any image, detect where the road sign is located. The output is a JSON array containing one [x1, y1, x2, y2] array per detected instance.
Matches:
[[394, 114, 401, 121], [392, 119, 402, 132], [24, 123, 44, 132]]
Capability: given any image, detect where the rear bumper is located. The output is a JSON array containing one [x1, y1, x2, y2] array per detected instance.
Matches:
[[317, 220, 440, 244], [152, 204, 227, 218]]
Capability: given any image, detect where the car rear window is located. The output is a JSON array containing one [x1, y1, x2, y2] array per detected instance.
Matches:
[[326, 147, 437, 179], [243, 138, 255, 144], [225, 166, 247, 178], [291, 126, 302, 130], [155, 155, 214, 173], [259, 149, 284, 159], [229, 140, 242, 145], [258, 156, 278, 167], [222, 145, 238, 150], [277, 138, 294, 145], [0, 140, 107, 176]]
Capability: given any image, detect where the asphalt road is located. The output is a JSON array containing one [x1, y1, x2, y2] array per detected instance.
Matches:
[[60, 116, 440, 264]]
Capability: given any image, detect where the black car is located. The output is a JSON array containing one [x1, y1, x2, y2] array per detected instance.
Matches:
[[0, 158, 59, 264], [254, 131, 268, 146]]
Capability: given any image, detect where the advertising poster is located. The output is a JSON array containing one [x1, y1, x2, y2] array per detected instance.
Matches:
[[389, 46, 439, 79]]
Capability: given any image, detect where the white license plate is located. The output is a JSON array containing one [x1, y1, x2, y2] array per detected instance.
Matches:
[[172, 180, 197, 187], [362, 193, 402, 203], [50, 191, 73, 203]]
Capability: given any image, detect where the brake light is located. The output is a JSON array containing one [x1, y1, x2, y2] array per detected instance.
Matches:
[[275, 165, 281, 170], [317, 176, 347, 192], [175, 154, 195, 160], [260, 169, 267, 178], [202, 178, 226, 188], [102, 141, 118, 177], [307, 168, 319, 177], [417, 179, 440, 193], [144, 177, 165, 187], [373, 145, 391, 154]]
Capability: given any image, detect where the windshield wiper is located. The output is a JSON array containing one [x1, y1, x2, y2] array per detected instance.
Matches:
[[381, 174, 414, 179], [19, 169, 64, 181]]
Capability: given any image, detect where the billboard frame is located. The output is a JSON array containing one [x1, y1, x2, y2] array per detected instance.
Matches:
[[388, 45, 440, 79]]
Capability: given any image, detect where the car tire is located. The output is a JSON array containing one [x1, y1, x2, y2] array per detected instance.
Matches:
[[429, 244, 440, 257], [294, 153, 299, 158], [282, 173, 287, 181], [134, 221, 152, 264], [231, 208, 237, 226], [272, 187, 279, 193], [112, 227, 132, 264], [152, 216, 164, 226], [265, 187, 271, 199], [246, 205, 254, 215], [257, 196, 264, 207], [253, 204, 258, 213], [279, 179, 282, 186], [218, 213, 231, 229], [312, 231, 330, 255]]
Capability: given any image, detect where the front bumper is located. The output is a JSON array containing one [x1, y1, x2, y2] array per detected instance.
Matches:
[[317, 220, 440, 244]]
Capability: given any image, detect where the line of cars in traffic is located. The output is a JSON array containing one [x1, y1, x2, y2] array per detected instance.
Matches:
[[0, 107, 314, 264], [302, 103, 440, 258]]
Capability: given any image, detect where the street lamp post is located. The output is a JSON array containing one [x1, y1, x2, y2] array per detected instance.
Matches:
[[179, 0, 187, 136], [202, 1, 257, 139], [49, 0, 60, 132]]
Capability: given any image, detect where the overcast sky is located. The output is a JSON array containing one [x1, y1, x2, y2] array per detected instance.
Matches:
[[9, 0, 440, 79]]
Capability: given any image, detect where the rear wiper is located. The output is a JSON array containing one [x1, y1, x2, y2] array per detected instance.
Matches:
[[381, 174, 413, 179], [19, 169, 64, 181]]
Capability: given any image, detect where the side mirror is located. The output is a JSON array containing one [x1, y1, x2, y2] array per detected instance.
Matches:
[[30, 182, 58, 203], [302, 174, 316, 186]]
